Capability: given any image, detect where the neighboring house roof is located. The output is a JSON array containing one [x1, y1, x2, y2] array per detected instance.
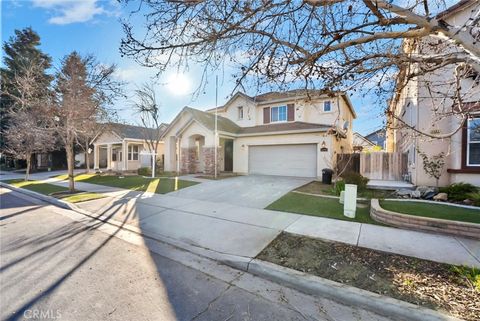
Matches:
[[206, 89, 357, 118], [437, 0, 476, 19], [97, 122, 168, 141], [353, 132, 375, 147]]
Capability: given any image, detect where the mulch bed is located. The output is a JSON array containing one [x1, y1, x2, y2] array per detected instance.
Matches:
[[257, 232, 479, 321]]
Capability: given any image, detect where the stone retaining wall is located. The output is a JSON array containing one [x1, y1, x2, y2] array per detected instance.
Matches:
[[370, 199, 480, 239]]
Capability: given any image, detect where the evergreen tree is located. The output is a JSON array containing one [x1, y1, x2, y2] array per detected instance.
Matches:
[[1, 27, 52, 152]]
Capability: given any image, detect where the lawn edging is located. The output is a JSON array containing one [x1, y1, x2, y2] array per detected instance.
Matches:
[[371, 199, 480, 239], [246, 259, 462, 321], [0, 181, 76, 211]]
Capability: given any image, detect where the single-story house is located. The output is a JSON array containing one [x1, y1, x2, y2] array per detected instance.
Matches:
[[91, 122, 166, 172], [161, 90, 356, 178]]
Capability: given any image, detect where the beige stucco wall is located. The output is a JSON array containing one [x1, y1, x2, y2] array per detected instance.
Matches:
[[216, 95, 257, 127], [215, 94, 354, 129], [233, 132, 341, 177], [389, 2, 480, 187]]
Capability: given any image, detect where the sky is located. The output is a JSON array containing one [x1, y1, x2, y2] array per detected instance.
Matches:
[[1, 0, 386, 136]]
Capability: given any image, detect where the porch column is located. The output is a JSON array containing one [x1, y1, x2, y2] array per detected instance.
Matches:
[[122, 141, 128, 171], [93, 144, 99, 170], [107, 144, 112, 170]]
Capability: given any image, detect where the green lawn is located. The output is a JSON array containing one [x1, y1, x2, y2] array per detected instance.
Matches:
[[54, 174, 199, 194], [5, 179, 69, 195], [60, 192, 106, 203], [296, 181, 394, 199], [4, 179, 104, 203], [266, 192, 379, 225], [380, 200, 480, 224]]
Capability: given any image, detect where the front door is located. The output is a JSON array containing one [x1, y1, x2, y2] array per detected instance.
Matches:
[[224, 140, 233, 172]]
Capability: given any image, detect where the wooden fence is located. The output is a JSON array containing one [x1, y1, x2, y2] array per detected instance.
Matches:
[[337, 152, 408, 181]]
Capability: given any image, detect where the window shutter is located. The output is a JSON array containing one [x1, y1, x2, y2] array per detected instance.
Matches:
[[287, 104, 295, 121], [263, 107, 270, 124]]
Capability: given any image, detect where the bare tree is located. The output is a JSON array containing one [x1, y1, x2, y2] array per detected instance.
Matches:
[[54, 52, 123, 192], [4, 110, 55, 180], [131, 83, 166, 172], [120, 1, 479, 100], [2, 64, 55, 180]]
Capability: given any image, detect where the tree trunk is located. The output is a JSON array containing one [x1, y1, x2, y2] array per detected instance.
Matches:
[[25, 153, 31, 181], [85, 143, 90, 173], [66, 144, 75, 192]]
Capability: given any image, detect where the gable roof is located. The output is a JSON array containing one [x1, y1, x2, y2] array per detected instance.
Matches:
[[162, 107, 242, 138], [184, 107, 241, 134], [365, 128, 386, 140], [353, 132, 375, 146], [105, 122, 167, 140]]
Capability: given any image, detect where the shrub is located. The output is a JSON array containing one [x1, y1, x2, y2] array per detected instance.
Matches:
[[467, 192, 480, 207], [137, 167, 152, 176], [450, 266, 480, 292], [341, 172, 369, 191], [334, 180, 345, 196], [439, 182, 478, 202]]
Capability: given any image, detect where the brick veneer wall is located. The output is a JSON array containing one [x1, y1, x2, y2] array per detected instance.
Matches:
[[203, 146, 223, 175], [370, 199, 480, 239], [181, 147, 198, 174]]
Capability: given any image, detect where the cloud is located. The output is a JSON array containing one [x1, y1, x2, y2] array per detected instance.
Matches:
[[32, 0, 114, 25]]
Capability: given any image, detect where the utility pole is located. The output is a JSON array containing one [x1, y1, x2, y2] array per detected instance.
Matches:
[[214, 75, 218, 179]]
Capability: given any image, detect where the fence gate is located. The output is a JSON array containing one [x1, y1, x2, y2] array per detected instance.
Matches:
[[337, 152, 407, 181]]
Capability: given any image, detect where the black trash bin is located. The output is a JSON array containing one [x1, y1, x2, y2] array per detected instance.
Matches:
[[322, 168, 333, 184]]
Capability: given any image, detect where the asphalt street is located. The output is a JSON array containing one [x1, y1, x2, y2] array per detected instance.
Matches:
[[0, 188, 392, 321]]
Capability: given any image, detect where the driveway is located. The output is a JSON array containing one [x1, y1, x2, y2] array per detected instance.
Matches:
[[168, 175, 312, 208]]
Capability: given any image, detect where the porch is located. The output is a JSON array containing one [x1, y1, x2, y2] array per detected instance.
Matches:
[[179, 134, 234, 175], [93, 141, 145, 172]]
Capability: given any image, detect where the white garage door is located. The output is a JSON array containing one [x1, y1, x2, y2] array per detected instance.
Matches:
[[249, 144, 317, 177]]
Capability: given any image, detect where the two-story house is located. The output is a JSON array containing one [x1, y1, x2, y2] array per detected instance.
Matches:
[[162, 90, 356, 178], [386, 0, 480, 186]]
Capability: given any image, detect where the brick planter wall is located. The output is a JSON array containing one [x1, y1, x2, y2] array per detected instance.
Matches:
[[370, 199, 480, 239]]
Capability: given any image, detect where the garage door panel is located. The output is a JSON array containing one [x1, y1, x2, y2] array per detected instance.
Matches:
[[248, 144, 317, 177]]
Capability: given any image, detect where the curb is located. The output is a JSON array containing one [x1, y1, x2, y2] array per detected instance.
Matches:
[[2, 183, 463, 321], [246, 259, 462, 321], [0, 181, 78, 211]]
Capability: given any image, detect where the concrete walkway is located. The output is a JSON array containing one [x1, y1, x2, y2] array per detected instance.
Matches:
[[2, 171, 479, 267]]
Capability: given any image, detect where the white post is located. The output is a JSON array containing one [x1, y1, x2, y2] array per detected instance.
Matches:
[[107, 144, 112, 170], [214, 75, 218, 179], [122, 141, 128, 171], [151, 153, 156, 178], [93, 144, 99, 170], [176, 137, 180, 174], [344, 184, 357, 218]]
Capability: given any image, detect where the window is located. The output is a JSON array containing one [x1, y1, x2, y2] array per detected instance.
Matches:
[[128, 145, 139, 161], [467, 118, 480, 166], [238, 106, 244, 120], [271, 105, 287, 122], [323, 101, 332, 112]]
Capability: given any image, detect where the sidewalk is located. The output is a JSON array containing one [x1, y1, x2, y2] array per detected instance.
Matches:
[[2, 172, 479, 267], [43, 178, 480, 268]]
